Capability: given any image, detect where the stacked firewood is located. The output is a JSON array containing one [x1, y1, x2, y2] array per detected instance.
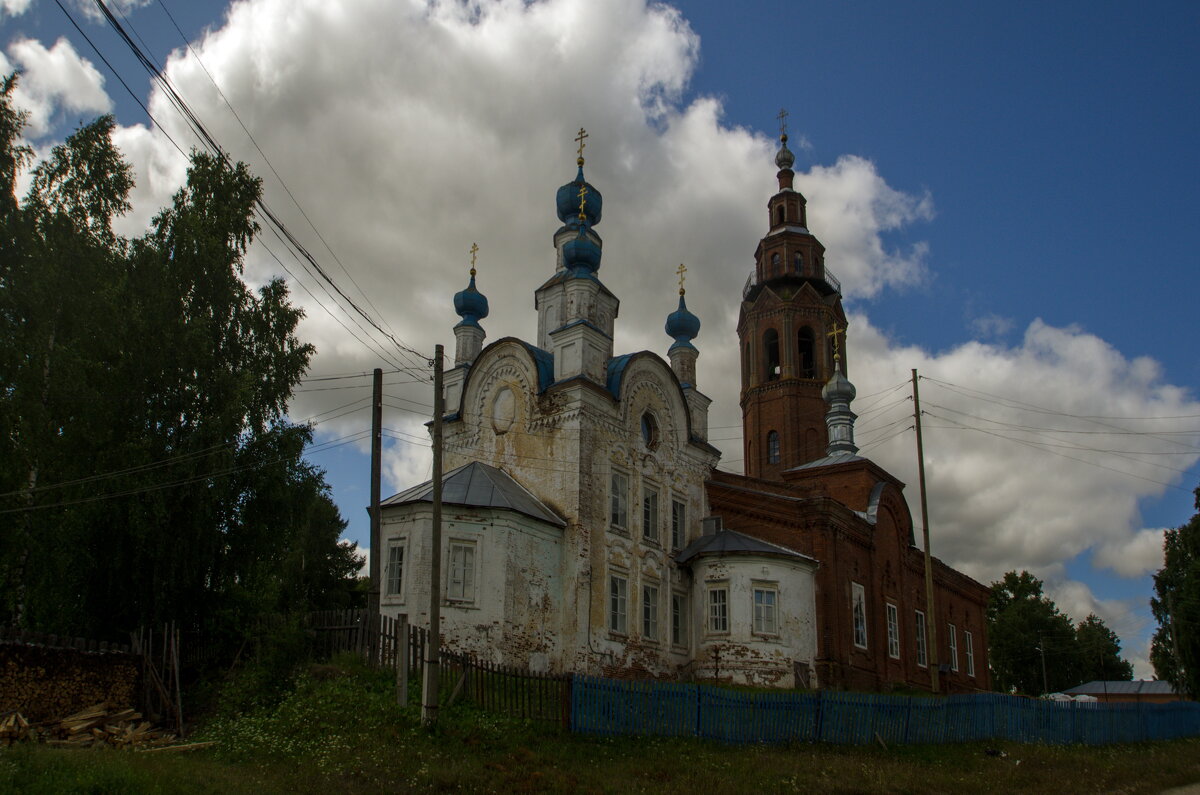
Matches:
[[0, 702, 178, 748]]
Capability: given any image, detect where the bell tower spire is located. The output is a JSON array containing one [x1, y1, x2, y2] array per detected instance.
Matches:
[[737, 113, 848, 479]]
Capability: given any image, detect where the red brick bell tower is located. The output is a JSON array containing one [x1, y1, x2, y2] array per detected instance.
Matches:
[[739, 116, 847, 479]]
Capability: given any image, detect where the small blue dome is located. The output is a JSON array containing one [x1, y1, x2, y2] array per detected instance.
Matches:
[[563, 229, 602, 273], [665, 294, 700, 347], [453, 274, 489, 327], [556, 166, 603, 229]]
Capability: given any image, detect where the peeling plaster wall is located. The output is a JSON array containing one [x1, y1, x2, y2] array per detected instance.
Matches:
[[690, 553, 818, 688], [379, 504, 564, 669]]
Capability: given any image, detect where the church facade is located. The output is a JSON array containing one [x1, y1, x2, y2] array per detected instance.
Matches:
[[379, 130, 989, 692]]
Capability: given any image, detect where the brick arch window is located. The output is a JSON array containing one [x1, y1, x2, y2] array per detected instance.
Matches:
[[794, 252, 804, 274], [763, 328, 780, 381], [776, 205, 785, 226], [770, 252, 781, 276], [767, 430, 780, 465], [797, 327, 816, 378]]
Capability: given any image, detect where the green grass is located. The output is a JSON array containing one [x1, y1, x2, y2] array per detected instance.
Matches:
[[2, 657, 1198, 794]]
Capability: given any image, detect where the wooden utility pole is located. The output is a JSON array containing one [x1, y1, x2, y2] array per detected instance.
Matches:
[[369, 367, 383, 658], [912, 369, 940, 693], [422, 345, 445, 727]]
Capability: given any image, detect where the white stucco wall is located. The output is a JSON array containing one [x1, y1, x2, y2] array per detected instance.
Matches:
[[689, 552, 818, 688]]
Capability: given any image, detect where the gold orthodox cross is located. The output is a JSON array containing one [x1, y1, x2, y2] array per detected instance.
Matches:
[[469, 242, 478, 276], [676, 263, 687, 295], [575, 127, 588, 164], [777, 108, 789, 137], [828, 322, 844, 360], [577, 183, 587, 223]]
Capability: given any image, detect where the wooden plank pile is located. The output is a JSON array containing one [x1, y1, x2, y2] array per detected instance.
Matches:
[[0, 702, 178, 748]]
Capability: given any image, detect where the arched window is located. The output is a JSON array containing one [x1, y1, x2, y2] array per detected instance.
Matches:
[[797, 327, 816, 378], [776, 205, 786, 226], [743, 341, 752, 386], [763, 329, 780, 381], [794, 252, 804, 274], [770, 252, 780, 276], [767, 431, 780, 465], [641, 412, 658, 449]]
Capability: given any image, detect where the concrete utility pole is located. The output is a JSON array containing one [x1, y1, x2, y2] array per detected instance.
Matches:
[[369, 367, 383, 656], [421, 345, 445, 727], [912, 369, 940, 693]]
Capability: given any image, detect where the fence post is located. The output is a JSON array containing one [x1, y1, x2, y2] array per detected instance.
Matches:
[[396, 616, 408, 706]]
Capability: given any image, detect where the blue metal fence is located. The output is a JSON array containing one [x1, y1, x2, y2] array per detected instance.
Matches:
[[569, 676, 1200, 746]]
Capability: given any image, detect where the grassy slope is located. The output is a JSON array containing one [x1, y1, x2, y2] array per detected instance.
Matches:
[[2, 659, 1198, 794]]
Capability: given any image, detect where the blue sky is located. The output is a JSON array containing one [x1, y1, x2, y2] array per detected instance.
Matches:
[[4, 0, 1197, 677]]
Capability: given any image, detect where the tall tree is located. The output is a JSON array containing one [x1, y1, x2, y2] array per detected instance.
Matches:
[[1151, 484, 1200, 699], [988, 570, 1081, 694], [0, 77, 361, 641], [1075, 613, 1134, 683]]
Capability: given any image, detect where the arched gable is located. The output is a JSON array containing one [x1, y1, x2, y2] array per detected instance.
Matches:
[[609, 351, 692, 451]]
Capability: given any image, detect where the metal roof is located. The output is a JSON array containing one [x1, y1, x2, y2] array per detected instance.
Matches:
[[1063, 680, 1177, 696], [675, 529, 816, 566], [786, 450, 867, 471], [380, 461, 566, 528]]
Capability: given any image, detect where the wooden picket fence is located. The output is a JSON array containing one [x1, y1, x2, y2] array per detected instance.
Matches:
[[302, 609, 570, 726]]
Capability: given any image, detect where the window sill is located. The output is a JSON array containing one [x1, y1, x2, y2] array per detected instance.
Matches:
[[443, 600, 479, 610]]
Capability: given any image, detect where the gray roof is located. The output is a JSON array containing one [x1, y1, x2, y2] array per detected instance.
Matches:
[[380, 462, 566, 528], [1063, 680, 1177, 696], [786, 450, 866, 471], [675, 529, 816, 566]]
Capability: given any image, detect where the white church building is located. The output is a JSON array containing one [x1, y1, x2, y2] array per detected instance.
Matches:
[[379, 140, 819, 687]]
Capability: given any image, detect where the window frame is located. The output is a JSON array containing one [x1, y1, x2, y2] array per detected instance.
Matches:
[[642, 583, 659, 641], [948, 623, 959, 672], [851, 581, 868, 650], [753, 586, 779, 636], [609, 469, 629, 532], [707, 585, 729, 634], [609, 574, 628, 635], [886, 603, 900, 659], [915, 609, 928, 668], [671, 592, 688, 648], [642, 484, 660, 545], [767, 430, 781, 465], [446, 540, 477, 604], [670, 498, 686, 551], [385, 539, 406, 598], [764, 328, 780, 381], [965, 630, 975, 677]]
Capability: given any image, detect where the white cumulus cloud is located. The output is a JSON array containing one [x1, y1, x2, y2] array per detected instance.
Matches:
[[1, 37, 111, 138]]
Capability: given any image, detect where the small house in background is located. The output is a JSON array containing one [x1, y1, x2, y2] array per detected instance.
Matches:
[[1062, 680, 1182, 704]]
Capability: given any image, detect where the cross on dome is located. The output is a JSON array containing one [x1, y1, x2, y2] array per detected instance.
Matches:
[[777, 107, 789, 138], [575, 127, 588, 166], [469, 242, 479, 276], [828, 322, 844, 361], [676, 263, 687, 295]]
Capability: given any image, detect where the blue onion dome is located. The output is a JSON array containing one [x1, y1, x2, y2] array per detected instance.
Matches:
[[775, 133, 795, 170], [666, 293, 700, 348], [453, 271, 489, 327], [556, 165, 603, 229], [822, 356, 856, 402], [563, 225, 602, 274]]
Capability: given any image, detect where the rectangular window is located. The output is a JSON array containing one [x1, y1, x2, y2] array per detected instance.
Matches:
[[915, 610, 927, 667], [447, 542, 475, 602], [610, 471, 628, 531], [671, 593, 687, 647], [753, 587, 778, 635], [642, 585, 659, 640], [609, 575, 627, 634], [642, 487, 659, 544], [708, 587, 729, 633], [965, 630, 975, 677], [886, 603, 900, 659], [386, 542, 405, 597], [670, 499, 686, 550], [948, 623, 959, 672], [851, 582, 867, 649]]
